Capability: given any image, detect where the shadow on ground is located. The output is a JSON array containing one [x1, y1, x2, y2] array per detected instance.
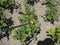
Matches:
[[0, 17, 14, 41], [37, 38, 54, 45], [26, 0, 40, 6]]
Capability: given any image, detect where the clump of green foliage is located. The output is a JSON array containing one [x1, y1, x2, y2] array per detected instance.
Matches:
[[47, 25, 60, 45], [0, 0, 14, 7], [0, 0, 15, 14], [0, 8, 7, 35], [43, 0, 58, 24], [13, 2, 41, 44]]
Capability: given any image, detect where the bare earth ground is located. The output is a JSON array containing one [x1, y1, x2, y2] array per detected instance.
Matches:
[[0, 0, 60, 45]]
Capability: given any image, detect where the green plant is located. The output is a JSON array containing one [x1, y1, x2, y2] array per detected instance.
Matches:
[[44, 0, 58, 24], [0, 0, 7, 6], [0, 0, 14, 8], [13, 2, 41, 44], [0, 8, 7, 35], [47, 26, 60, 45]]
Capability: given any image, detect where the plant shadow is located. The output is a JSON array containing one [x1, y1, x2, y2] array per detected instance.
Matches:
[[37, 38, 54, 45], [0, 17, 14, 41], [4, 17, 14, 28], [26, 0, 40, 6]]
